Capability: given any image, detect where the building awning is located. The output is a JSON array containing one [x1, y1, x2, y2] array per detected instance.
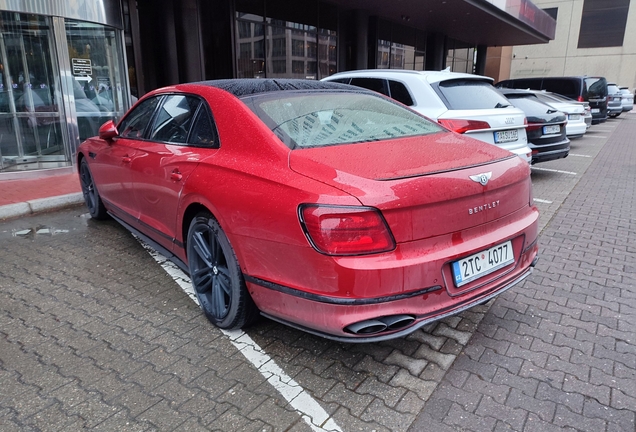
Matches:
[[333, 0, 556, 46]]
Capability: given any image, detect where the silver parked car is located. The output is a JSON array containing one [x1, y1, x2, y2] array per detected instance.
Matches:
[[607, 83, 623, 118], [619, 87, 633, 113]]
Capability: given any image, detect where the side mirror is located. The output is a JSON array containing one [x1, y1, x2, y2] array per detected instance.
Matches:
[[98, 120, 119, 141]]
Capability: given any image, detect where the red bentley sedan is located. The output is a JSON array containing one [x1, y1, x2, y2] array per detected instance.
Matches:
[[78, 79, 539, 342]]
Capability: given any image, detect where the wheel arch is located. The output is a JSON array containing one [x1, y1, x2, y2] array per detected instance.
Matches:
[[180, 202, 245, 269]]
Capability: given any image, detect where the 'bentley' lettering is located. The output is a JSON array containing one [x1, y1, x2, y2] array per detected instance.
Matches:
[[468, 200, 500, 215]]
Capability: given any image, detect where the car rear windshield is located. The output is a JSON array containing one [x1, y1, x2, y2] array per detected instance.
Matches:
[[436, 79, 512, 110], [584, 77, 607, 98], [242, 91, 443, 149], [506, 95, 555, 115]]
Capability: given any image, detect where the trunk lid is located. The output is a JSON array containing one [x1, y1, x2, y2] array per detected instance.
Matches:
[[289, 132, 532, 242]]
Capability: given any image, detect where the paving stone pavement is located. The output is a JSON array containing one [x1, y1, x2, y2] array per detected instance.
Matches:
[[0, 115, 634, 432], [409, 115, 636, 431]]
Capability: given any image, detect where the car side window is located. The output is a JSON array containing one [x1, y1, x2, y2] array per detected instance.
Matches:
[[328, 78, 351, 84], [350, 78, 389, 96], [188, 105, 219, 147], [388, 80, 414, 106], [118, 96, 161, 138], [149, 95, 201, 144]]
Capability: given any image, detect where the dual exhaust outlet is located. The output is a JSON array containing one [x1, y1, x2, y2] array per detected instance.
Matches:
[[344, 314, 416, 335]]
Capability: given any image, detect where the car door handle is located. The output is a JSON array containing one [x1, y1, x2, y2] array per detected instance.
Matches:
[[170, 171, 183, 181]]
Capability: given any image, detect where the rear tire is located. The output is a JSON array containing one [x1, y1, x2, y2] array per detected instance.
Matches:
[[186, 212, 258, 329], [79, 158, 108, 219]]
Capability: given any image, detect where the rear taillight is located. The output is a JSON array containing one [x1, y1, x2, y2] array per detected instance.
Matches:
[[526, 123, 542, 132], [299, 205, 396, 256], [438, 119, 491, 134], [577, 96, 584, 102]]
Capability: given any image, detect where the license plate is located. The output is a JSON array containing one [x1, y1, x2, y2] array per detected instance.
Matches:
[[591, 108, 600, 113], [452, 241, 514, 287], [543, 125, 560, 134], [568, 114, 580, 120], [494, 129, 518, 143]]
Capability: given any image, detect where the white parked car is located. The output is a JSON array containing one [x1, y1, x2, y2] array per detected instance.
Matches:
[[619, 87, 633, 113], [528, 90, 588, 139], [323, 69, 532, 163]]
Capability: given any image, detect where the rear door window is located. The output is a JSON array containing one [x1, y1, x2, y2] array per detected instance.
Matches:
[[388, 80, 414, 106], [149, 95, 201, 143], [188, 106, 219, 147], [350, 78, 389, 96], [436, 79, 511, 110]]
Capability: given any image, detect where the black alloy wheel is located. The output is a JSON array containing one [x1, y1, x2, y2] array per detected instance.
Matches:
[[79, 158, 107, 219], [186, 212, 258, 329]]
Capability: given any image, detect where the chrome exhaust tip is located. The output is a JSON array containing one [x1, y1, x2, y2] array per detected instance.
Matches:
[[345, 315, 416, 335]]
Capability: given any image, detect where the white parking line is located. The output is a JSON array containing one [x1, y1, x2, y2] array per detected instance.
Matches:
[[531, 167, 577, 175], [137, 240, 343, 432], [583, 135, 607, 138], [568, 153, 591, 158], [533, 198, 553, 204]]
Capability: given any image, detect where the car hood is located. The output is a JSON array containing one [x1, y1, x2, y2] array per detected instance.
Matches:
[[289, 131, 512, 183]]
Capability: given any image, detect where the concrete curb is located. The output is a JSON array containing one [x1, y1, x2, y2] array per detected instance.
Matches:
[[0, 192, 84, 220]]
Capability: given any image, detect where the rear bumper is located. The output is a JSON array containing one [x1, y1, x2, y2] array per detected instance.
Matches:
[[528, 138, 570, 164], [608, 105, 623, 116], [565, 121, 587, 138], [247, 207, 539, 342]]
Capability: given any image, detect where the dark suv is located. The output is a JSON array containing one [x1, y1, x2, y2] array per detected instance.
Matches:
[[496, 76, 608, 124]]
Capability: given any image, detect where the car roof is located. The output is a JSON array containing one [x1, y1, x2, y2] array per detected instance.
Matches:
[[189, 78, 360, 97], [326, 69, 494, 85]]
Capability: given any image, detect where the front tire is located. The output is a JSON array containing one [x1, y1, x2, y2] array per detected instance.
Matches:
[[186, 212, 258, 329], [79, 158, 108, 219]]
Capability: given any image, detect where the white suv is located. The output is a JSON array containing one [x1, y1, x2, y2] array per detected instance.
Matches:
[[323, 69, 531, 163]]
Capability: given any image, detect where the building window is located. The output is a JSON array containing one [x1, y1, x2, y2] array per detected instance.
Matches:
[[292, 39, 304, 57], [238, 21, 252, 38], [292, 60, 304, 74], [578, 0, 629, 48], [239, 43, 252, 59], [235, 8, 337, 80], [543, 7, 558, 21], [272, 38, 286, 57], [272, 60, 286, 73]]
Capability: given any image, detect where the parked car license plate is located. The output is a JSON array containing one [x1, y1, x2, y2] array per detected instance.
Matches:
[[568, 114, 580, 120], [543, 125, 560, 134], [494, 130, 518, 143], [591, 108, 600, 113], [452, 241, 514, 287]]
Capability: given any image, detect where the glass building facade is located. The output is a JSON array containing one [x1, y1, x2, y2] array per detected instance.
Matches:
[[0, 1, 129, 176]]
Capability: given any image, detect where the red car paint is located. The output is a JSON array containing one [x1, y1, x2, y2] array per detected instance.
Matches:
[[78, 80, 538, 342]]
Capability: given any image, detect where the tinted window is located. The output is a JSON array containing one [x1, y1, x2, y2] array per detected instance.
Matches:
[[118, 97, 161, 138], [243, 91, 443, 149], [388, 80, 414, 106], [189, 107, 218, 147], [585, 77, 607, 98], [541, 79, 579, 99], [328, 78, 350, 84], [607, 84, 621, 95], [149, 95, 201, 143], [437, 79, 511, 110], [350, 78, 389, 96]]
